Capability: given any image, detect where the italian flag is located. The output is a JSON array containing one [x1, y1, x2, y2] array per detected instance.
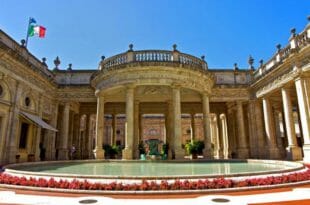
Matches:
[[28, 25, 46, 38]]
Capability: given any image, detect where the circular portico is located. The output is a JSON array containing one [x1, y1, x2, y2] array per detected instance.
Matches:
[[91, 45, 215, 160]]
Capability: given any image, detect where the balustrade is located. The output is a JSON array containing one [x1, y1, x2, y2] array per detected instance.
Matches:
[[101, 49, 207, 71], [253, 29, 309, 81]]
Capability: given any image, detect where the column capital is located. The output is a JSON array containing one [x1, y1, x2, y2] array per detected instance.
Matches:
[[95, 89, 106, 97], [219, 113, 226, 120], [124, 83, 136, 90], [171, 83, 182, 89]]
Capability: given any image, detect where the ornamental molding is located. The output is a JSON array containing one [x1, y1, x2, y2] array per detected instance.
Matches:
[[92, 66, 214, 94], [57, 86, 96, 102], [210, 88, 249, 101], [0, 57, 56, 95], [255, 67, 299, 98]]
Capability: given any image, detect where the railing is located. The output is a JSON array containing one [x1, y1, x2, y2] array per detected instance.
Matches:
[[102, 53, 127, 69], [135, 50, 172, 62], [100, 49, 207, 71], [253, 28, 310, 81]]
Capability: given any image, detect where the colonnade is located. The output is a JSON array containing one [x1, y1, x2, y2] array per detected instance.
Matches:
[[93, 85, 218, 160], [256, 77, 310, 161]]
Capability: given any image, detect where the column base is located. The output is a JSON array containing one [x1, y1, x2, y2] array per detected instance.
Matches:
[[93, 149, 104, 159], [269, 147, 281, 159], [302, 144, 310, 163], [214, 149, 222, 159], [237, 148, 249, 159], [58, 148, 69, 160], [122, 148, 133, 160], [203, 148, 214, 159], [168, 149, 174, 160], [223, 149, 229, 159], [286, 146, 302, 160], [174, 148, 184, 160], [7, 146, 18, 164]]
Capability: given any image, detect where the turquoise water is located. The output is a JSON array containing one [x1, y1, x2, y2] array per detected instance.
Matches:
[[14, 161, 295, 177]]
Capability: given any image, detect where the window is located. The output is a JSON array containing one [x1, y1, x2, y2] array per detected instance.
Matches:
[[0, 85, 3, 97], [19, 123, 29, 149], [25, 97, 31, 107]]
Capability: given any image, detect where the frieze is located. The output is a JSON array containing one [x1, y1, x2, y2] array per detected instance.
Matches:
[[0, 58, 56, 94], [211, 88, 249, 98], [255, 68, 297, 97], [93, 67, 214, 93], [57, 87, 96, 102]]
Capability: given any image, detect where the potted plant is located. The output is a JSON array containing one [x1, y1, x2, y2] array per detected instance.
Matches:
[[185, 140, 201, 159]]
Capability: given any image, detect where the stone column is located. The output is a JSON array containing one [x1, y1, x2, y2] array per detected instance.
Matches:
[[122, 86, 135, 159], [236, 101, 249, 158], [274, 110, 286, 158], [58, 103, 70, 160], [45, 102, 58, 160], [226, 107, 236, 157], [94, 95, 105, 159], [247, 100, 258, 158], [133, 100, 140, 159], [220, 114, 229, 159], [211, 115, 220, 159], [295, 77, 310, 162], [262, 97, 280, 159], [7, 82, 22, 163], [282, 88, 302, 160], [254, 100, 266, 158], [34, 95, 43, 161], [172, 86, 183, 159], [166, 100, 174, 159], [87, 115, 94, 158], [111, 114, 117, 145], [202, 94, 212, 158], [190, 113, 196, 142], [72, 113, 80, 159], [81, 114, 89, 159]]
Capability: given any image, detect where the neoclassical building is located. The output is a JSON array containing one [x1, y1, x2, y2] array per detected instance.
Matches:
[[0, 18, 309, 164]]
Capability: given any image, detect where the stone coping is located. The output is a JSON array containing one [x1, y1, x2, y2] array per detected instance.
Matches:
[[0, 179, 309, 195], [3, 159, 304, 181]]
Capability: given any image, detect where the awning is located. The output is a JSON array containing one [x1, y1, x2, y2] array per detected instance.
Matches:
[[20, 111, 58, 132]]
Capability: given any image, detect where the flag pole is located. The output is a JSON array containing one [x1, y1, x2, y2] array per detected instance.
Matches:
[[25, 17, 31, 48]]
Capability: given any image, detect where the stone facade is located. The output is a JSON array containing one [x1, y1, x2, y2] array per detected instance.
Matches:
[[0, 19, 310, 164]]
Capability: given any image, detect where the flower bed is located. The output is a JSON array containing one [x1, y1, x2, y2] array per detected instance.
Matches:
[[0, 167, 310, 191]]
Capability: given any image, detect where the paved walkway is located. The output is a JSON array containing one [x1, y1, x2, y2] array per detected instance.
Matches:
[[0, 184, 310, 205]]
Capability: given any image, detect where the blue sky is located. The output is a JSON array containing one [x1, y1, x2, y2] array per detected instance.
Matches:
[[1, 0, 309, 70]]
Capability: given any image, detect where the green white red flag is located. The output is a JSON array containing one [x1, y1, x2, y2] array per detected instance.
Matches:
[[28, 25, 46, 38]]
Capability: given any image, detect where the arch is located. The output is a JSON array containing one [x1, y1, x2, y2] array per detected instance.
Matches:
[[20, 91, 37, 112], [0, 80, 11, 102]]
